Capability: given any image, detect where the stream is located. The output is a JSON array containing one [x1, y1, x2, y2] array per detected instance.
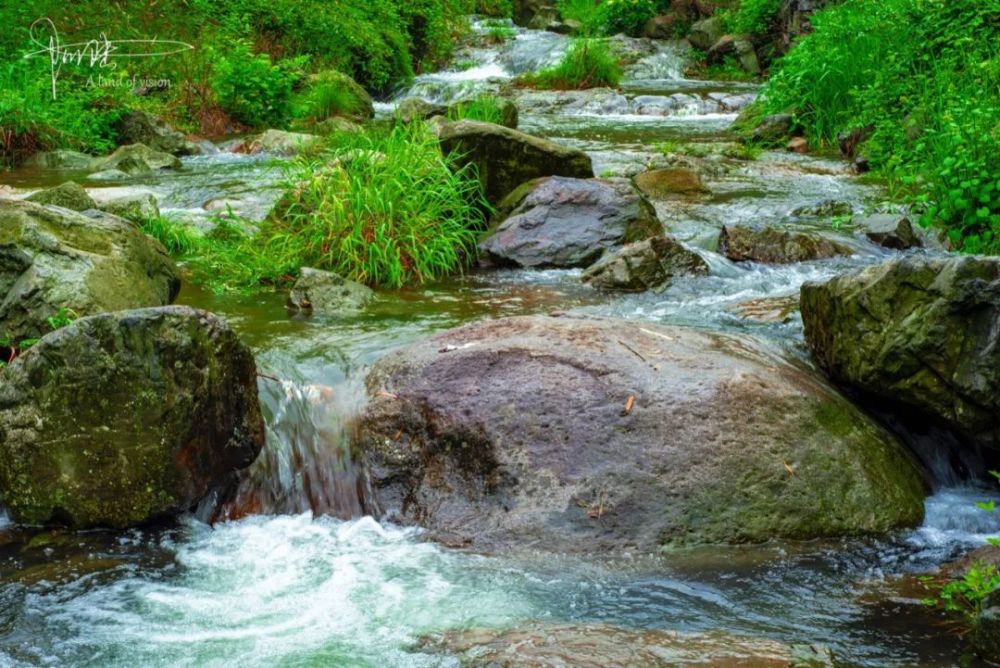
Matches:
[[2, 18, 999, 667]]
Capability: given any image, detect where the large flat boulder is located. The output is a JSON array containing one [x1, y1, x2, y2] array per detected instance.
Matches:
[[0, 306, 266, 528], [438, 120, 594, 206], [358, 315, 926, 553], [0, 199, 180, 341], [25, 182, 95, 211], [801, 256, 1000, 449], [420, 624, 835, 667], [479, 176, 662, 268]]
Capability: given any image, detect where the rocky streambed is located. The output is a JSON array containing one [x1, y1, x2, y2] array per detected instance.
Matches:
[[1, 16, 1000, 668]]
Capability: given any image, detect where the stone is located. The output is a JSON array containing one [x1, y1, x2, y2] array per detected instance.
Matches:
[[114, 110, 193, 156], [634, 167, 707, 197], [731, 296, 799, 323], [719, 226, 853, 264], [800, 255, 1000, 449], [397, 98, 449, 124], [749, 113, 794, 145], [241, 130, 320, 157], [0, 199, 180, 341], [787, 137, 809, 153], [707, 35, 761, 75], [437, 120, 594, 206], [98, 193, 160, 223], [0, 306, 265, 528], [853, 213, 921, 250], [286, 267, 374, 315], [22, 150, 93, 170], [837, 125, 874, 160], [581, 235, 708, 292], [310, 117, 364, 135], [25, 182, 96, 211], [419, 623, 836, 667], [643, 15, 677, 39], [358, 315, 926, 552], [689, 16, 724, 50], [792, 199, 853, 218], [89, 143, 182, 176], [479, 176, 662, 268]]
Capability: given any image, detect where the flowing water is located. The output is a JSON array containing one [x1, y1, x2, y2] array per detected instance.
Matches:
[[1, 19, 998, 667]]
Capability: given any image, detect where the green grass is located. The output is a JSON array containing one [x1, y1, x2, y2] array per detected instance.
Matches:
[[757, 0, 1000, 253], [447, 94, 508, 124], [520, 39, 622, 90], [144, 123, 488, 292]]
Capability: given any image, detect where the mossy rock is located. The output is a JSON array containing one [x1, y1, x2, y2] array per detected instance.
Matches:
[[438, 120, 593, 206], [0, 306, 266, 529], [0, 199, 180, 341], [25, 182, 96, 211], [719, 225, 853, 264], [801, 255, 1000, 449], [88, 143, 182, 176]]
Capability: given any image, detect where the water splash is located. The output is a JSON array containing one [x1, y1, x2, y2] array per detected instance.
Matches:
[[205, 378, 366, 522]]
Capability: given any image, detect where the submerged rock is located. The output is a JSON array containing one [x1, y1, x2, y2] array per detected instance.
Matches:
[[0, 199, 180, 341], [419, 623, 835, 667], [633, 167, 707, 198], [438, 120, 594, 206], [582, 235, 708, 292], [22, 150, 92, 170], [287, 267, 373, 314], [98, 192, 160, 223], [0, 306, 265, 528], [801, 256, 1000, 449], [89, 143, 182, 176], [479, 176, 662, 268], [719, 226, 853, 264], [87, 169, 131, 181], [25, 181, 96, 211], [731, 296, 799, 323], [358, 315, 926, 552]]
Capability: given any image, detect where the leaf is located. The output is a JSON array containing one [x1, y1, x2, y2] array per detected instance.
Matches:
[[977, 501, 997, 513]]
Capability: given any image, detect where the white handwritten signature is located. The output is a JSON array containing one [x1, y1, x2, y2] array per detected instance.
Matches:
[[23, 18, 194, 99]]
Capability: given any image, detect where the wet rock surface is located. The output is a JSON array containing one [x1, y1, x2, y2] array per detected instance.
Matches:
[[801, 255, 1000, 449], [0, 306, 265, 528], [719, 226, 853, 264], [480, 176, 662, 268], [438, 120, 594, 206], [25, 182, 96, 211], [419, 623, 836, 667], [0, 199, 180, 340], [582, 235, 708, 292], [287, 267, 373, 315], [358, 315, 926, 553]]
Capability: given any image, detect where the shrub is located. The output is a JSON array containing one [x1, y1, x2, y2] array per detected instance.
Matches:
[[520, 39, 623, 90], [759, 0, 1000, 253], [476, 0, 513, 17], [212, 40, 304, 128], [725, 0, 783, 37], [594, 0, 658, 37]]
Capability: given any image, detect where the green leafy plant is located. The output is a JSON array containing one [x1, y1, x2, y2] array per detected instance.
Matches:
[[212, 40, 302, 128], [520, 39, 622, 90], [757, 0, 1000, 254], [593, 0, 658, 37], [46, 308, 77, 330], [258, 123, 487, 288], [723, 0, 782, 37], [483, 19, 516, 44]]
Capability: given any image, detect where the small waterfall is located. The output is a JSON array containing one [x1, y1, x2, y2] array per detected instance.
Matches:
[[204, 377, 367, 523], [624, 43, 686, 81]]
